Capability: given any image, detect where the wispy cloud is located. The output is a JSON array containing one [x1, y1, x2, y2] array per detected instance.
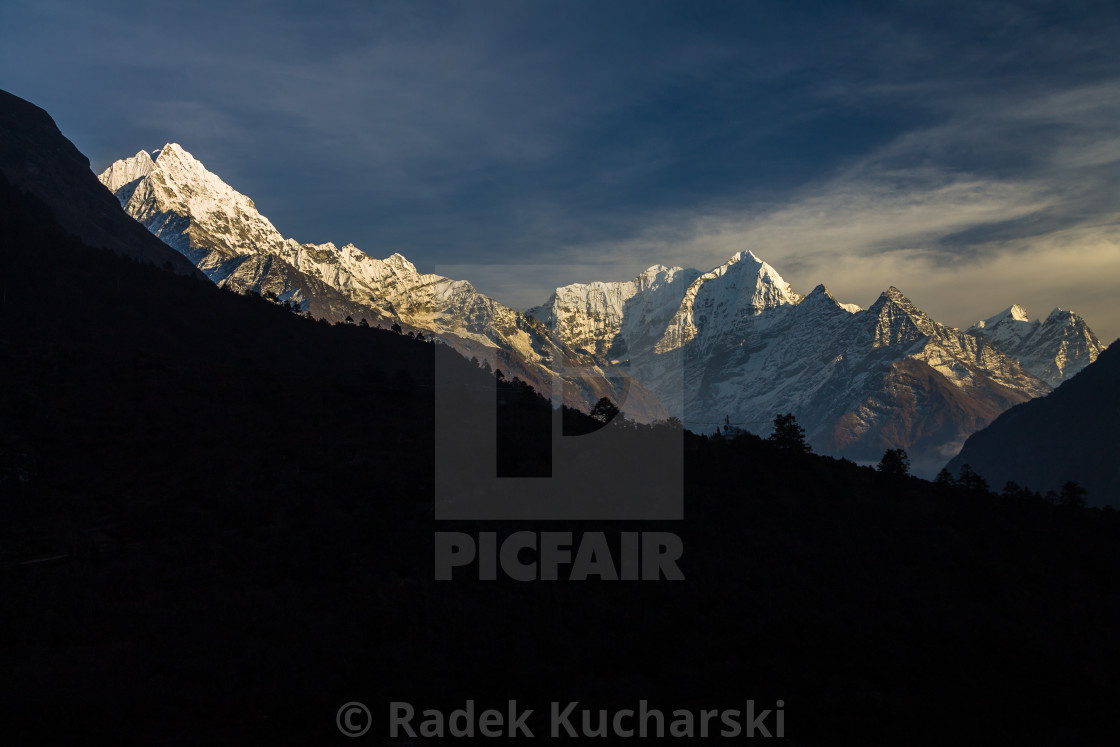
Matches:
[[540, 79, 1120, 340], [3, 0, 1118, 338]]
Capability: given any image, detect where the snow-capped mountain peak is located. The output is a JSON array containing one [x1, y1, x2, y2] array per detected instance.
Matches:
[[802, 284, 862, 314], [864, 286, 941, 348], [968, 303, 1103, 386], [99, 149, 155, 193], [718, 249, 790, 286], [975, 303, 1032, 329], [654, 249, 801, 353], [801, 283, 848, 310], [98, 143, 663, 418], [635, 263, 689, 285], [384, 251, 419, 272], [878, 286, 910, 304], [526, 263, 701, 358], [99, 142, 287, 263]]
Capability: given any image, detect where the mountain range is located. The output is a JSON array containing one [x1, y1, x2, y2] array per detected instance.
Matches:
[[97, 144, 662, 417], [99, 143, 1106, 475], [529, 255, 1099, 474]]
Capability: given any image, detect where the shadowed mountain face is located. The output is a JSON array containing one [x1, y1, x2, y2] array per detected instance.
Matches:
[[948, 340, 1120, 506], [0, 90, 200, 277]]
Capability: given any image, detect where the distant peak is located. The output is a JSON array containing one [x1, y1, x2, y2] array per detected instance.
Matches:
[[98, 148, 158, 193], [153, 142, 197, 166], [802, 284, 859, 312], [637, 264, 688, 283], [727, 249, 764, 266], [1046, 307, 1074, 322], [994, 304, 1030, 323], [720, 250, 787, 284], [973, 304, 1036, 331], [874, 286, 916, 310], [384, 252, 417, 272], [883, 286, 907, 301], [804, 283, 836, 301]]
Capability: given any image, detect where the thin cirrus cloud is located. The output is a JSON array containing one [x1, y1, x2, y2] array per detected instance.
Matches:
[[0, 0, 1117, 339], [519, 80, 1120, 340]]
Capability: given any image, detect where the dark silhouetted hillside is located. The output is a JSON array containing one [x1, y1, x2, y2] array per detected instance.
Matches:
[[0, 88, 200, 277], [3, 114, 1120, 744], [948, 341, 1120, 506]]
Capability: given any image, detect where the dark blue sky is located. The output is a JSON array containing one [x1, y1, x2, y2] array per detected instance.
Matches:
[[3, 0, 1119, 337]]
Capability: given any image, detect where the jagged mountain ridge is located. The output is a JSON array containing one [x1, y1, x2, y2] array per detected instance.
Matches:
[[99, 143, 1104, 471], [529, 256, 1100, 475], [527, 264, 703, 359], [98, 144, 664, 417], [969, 304, 1104, 386]]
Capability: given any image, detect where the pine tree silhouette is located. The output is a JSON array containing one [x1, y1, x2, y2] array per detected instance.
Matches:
[[769, 413, 810, 453], [590, 397, 620, 423], [877, 448, 910, 476]]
